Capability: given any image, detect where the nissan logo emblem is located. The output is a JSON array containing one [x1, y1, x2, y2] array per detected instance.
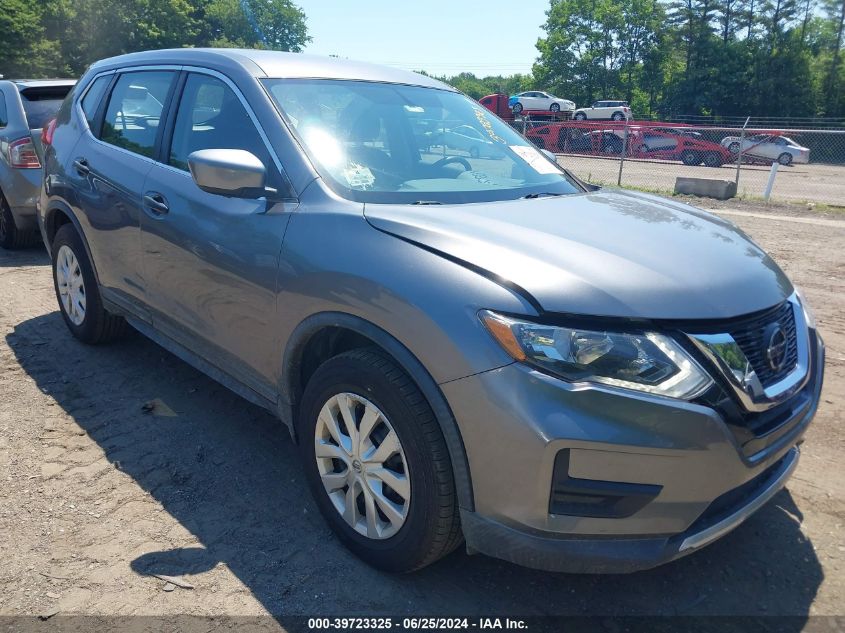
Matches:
[[764, 323, 788, 372]]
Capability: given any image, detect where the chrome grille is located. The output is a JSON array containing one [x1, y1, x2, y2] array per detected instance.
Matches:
[[725, 301, 798, 387]]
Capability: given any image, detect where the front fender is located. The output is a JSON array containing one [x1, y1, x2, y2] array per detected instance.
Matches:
[[281, 310, 479, 510], [274, 206, 539, 511]]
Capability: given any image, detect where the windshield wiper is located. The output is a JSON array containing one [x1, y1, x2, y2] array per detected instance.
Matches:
[[412, 200, 443, 205], [522, 192, 567, 199]]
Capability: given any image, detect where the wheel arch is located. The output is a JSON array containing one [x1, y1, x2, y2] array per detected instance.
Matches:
[[43, 201, 102, 286], [280, 310, 475, 511]]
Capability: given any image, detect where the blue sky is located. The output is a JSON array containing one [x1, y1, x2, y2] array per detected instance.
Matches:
[[294, 1, 547, 77]]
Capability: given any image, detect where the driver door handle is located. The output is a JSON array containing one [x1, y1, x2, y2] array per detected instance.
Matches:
[[143, 192, 169, 216]]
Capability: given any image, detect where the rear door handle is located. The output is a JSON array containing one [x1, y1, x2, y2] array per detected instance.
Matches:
[[73, 158, 90, 176], [143, 192, 169, 216]]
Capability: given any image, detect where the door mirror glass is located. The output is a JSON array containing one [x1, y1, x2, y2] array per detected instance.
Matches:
[[188, 149, 266, 198]]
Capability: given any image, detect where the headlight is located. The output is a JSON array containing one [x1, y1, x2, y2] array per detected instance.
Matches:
[[794, 287, 816, 329], [480, 311, 712, 399]]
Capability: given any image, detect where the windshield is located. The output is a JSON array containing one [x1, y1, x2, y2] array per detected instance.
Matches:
[[262, 79, 581, 204]]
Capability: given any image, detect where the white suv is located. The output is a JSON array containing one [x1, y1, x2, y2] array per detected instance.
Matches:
[[509, 91, 575, 114], [573, 101, 632, 121]]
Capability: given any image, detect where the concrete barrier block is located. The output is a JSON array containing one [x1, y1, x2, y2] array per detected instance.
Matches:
[[674, 177, 737, 200]]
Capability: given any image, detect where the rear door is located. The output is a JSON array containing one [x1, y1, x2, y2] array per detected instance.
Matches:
[[140, 70, 293, 396], [69, 69, 178, 314]]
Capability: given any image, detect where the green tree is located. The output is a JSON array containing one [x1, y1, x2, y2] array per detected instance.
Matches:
[[0, 0, 62, 77], [201, 0, 310, 50], [823, 0, 845, 114]]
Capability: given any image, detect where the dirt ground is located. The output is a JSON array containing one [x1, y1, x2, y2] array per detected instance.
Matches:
[[558, 155, 845, 206], [0, 199, 843, 627]]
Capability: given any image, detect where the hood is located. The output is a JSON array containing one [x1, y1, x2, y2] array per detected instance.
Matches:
[[364, 190, 792, 320]]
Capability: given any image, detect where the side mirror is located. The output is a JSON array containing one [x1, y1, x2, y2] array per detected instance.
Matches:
[[540, 149, 558, 163], [188, 149, 267, 198]]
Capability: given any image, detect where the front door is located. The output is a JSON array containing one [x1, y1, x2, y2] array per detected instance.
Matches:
[[140, 71, 293, 398]]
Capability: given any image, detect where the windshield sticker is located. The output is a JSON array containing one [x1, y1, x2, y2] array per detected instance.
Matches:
[[509, 145, 560, 174], [473, 107, 506, 144], [342, 163, 376, 189]]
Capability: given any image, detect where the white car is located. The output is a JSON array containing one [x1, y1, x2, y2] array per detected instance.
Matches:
[[720, 134, 809, 165], [508, 91, 575, 114], [573, 100, 633, 121]]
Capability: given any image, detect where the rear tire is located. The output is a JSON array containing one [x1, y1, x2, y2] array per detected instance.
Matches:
[[611, 112, 624, 121], [681, 150, 701, 166], [703, 152, 723, 167], [51, 224, 129, 344], [0, 193, 35, 250], [728, 141, 740, 154], [297, 348, 462, 572]]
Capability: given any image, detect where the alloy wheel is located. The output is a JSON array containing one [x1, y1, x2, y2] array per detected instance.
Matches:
[[56, 244, 86, 325], [314, 392, 410, 540]]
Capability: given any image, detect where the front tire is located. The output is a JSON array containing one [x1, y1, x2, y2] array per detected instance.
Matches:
[[51, 224, 129, 344], [550, 102, 561, 112], [297, 348, 462, 572], [512, 102, 523, 114], [574, 112, 587, 121], [778, 152, 793, 166]]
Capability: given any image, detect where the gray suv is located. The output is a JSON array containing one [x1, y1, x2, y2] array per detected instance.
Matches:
[[0, 79, 75, 248], [39, 49, 824, 573]]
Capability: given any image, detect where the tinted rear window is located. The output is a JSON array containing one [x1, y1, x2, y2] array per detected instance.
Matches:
[[20, 86, 73, 129], [0, 93, 6, 127]]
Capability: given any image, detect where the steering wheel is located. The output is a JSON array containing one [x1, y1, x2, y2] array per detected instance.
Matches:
[[432, 156, 472, 171]]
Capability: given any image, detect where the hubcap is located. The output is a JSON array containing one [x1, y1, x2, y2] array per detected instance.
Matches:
[[314, 392, 410, 540], [56, 245, 86, 326]]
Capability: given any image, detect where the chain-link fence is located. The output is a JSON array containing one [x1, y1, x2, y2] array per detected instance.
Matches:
[[516, 117, 845, 206]]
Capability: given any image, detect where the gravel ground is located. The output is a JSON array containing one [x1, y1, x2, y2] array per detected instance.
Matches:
[[0, 199, 843, 626]]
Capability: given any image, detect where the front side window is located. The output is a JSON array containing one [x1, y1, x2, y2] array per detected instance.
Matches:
[[100, 71, 174, 158], [263, 79, 581, 204], [169, 73, 272, 174]]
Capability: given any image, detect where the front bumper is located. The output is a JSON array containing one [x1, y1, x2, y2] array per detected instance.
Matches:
[[442, 329, 823, 572], [461, 447, 798, 573]]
